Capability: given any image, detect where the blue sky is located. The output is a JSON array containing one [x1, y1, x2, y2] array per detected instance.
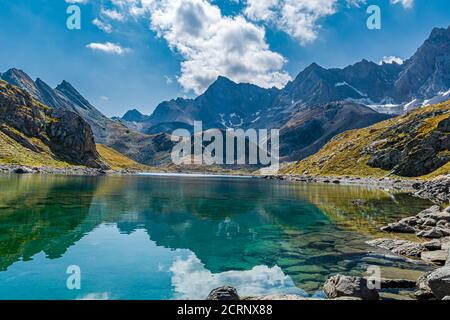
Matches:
[[0, 0, 449, 117]]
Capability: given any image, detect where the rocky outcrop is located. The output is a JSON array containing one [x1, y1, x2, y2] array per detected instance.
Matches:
[[414, 176, 450, 203], [380, 206, 450, 240], [47, 110, 106, 168], [323, 275, 380, 300], [366, 112, 450, 177], [206, 286, 240, 301], [0, 80, 107, 168]]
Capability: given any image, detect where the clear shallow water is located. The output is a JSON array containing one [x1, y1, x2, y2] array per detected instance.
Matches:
[[0, 174, 433, 300]]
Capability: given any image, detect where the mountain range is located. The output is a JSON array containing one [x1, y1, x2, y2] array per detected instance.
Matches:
[[1, 24, 449, 168], [122, 25, 449, 132]]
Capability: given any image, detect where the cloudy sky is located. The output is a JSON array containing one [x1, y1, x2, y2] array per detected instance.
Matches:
[[0, 0, 449, 117]]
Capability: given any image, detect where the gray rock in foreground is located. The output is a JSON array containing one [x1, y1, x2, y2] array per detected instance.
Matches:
[[323, 275, 379, 300], [427, 266, 450, 300], [206, 286, 240, 301]]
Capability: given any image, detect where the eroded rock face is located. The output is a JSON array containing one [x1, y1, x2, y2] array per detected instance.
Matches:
[[367, 113, 450, 177], [323, 275, 379, 300], [0, 81, 107, 169], [47, 110, 106, 168], [206, 286, 240, 301]]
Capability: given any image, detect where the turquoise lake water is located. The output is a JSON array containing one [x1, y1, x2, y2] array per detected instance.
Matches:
[[0, 174, 433, 300]]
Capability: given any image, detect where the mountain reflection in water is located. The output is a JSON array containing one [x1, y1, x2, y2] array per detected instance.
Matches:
[[0, 174, 433, 299]]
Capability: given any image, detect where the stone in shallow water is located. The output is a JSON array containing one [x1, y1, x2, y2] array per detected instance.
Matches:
[[381, 222, 416, 233]]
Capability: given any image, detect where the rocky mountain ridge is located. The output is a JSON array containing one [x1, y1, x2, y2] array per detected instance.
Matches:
[[0, 80, 106, 168], [123, 25, 450, 134]]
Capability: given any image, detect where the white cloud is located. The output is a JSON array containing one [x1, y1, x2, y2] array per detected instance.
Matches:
[[86, 42, 131, 55], [101, 8, 126, 21], [92, 18, 113, 33], [244, 0, 337, 44], [379, 55, 404, 65], [65, 0, 88, 3], [390, 0, 414, 8], [148, 0, 292, 93], [164, 75, 174, 84]]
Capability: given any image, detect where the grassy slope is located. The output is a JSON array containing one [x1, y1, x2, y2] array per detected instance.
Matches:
[[0, 130, 157, 171], [0, 129, 70, 168], [281, 101, 450, 179], [96, 144, 157, 171]]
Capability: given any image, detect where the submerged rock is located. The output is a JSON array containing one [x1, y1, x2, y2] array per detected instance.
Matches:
[[323, 275, 379, 300], [380, 278, 417, 289], [381, 222, 416, 233]]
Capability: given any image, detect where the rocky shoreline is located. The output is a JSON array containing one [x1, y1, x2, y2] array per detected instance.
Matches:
[[265, 174, 450, 204], [0, 164, 142, 176]]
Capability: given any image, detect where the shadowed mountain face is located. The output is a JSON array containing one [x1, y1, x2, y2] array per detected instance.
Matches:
[[279, 102, 392, 161]]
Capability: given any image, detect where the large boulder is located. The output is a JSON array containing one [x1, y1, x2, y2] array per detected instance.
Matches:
[[323, 275, 379, 300], [206, 286, 240, 301], [427, 266, 450, 299]]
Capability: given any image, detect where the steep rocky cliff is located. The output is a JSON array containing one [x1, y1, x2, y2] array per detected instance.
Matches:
[[0, 80, 107, 168]]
